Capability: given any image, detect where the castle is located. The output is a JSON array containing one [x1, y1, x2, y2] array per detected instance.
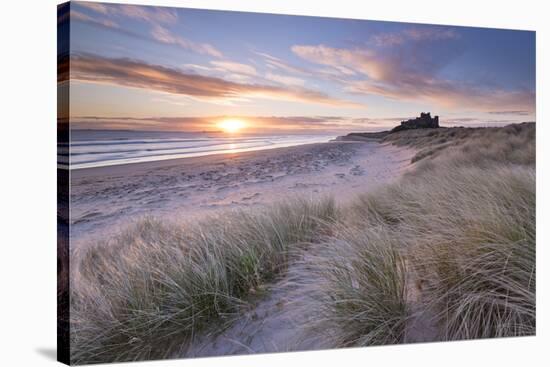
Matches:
[[391, 112, 439, 132]]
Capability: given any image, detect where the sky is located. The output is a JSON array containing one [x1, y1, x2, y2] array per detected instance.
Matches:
[[60, 1, 536, 134]]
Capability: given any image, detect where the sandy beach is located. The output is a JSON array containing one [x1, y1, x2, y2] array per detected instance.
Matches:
[[70, 140, 414, 246]]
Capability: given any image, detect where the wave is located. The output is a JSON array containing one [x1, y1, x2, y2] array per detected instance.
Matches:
[[63, 131, 336, 169]]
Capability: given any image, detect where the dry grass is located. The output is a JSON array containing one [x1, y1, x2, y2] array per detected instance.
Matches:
[[70, 198, 337, 364], [384, 122, 535, 167], [296, 165, 534, 347], [357, 165, 535, 340], [296, 123, 535, 347], [297, 224, 409, 347], [70, 123, 535, 363]]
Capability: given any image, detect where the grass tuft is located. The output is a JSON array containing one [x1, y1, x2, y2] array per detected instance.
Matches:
[[299, 224, 409, 347]]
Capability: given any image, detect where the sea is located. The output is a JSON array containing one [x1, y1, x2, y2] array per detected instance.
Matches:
[[58, 130, 337, 169]]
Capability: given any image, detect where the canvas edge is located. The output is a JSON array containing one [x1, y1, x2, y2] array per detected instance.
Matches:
[[57, 1, 71, 365]]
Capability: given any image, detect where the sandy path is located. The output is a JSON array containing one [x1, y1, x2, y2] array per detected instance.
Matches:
[[184, 235, 438, 357], [172, 143, 415, 357], [70, 141, 413, 247], [185, 275, 304, 356], [184, 253, 326, 357]]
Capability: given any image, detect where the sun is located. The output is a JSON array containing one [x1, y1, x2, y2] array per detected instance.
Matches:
[[218, 118, 245, 133]]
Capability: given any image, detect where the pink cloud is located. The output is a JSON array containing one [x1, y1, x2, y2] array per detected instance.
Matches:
[[265, 73, 306, 86], [291, 45, 388, 80], [76, 2, 178, 24], [74, 3, 221, 59], [370, 27, 460, 47], [255, 52, 310, 76], [117, 4, 178, 24], [150, 25, 223, 58], [70, 54, 362, 108], [69, 10, 119, 29], [75, 2, 109, 15], [292, 44, 535, 113], [210, 60, 258, 76], [69, 114, 389, 133]]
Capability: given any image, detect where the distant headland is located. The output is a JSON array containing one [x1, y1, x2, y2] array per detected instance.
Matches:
[[338, 112, 441, 141]]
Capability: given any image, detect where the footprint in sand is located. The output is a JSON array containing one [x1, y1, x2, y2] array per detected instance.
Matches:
[[350, 165, 365, 176]]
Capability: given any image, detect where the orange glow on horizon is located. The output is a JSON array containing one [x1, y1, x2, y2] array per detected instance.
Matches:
[[217, 118, 246, 133]]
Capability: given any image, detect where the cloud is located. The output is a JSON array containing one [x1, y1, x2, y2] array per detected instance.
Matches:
[[69, 10, 120, 29], [292, 42, 458, 82], [73, 3, 221, 58], [265, 73, 306, 86], [346, 78, 535, 111], [255, 116, 348, 129], [117, 4, 178, 24], [75, 2, 109, 15], [71, 14, 220, 58], [70, 116, 211, 131], [182, 64, 215, 72], [255, 52, 310, 76], [370, 27, 460, 47], [292, 45, 380, 78], [70, 114, 378, 132], [151, 25, 223, 58], [414, 86, 528, 112], [76, 2, 177, 24], [350, 117, 410, 125], [292, 43, 535, 112], [257, 51, 357, 86], [187, 58, 306, 87], [70, 53, 362, 108], [57, 54, 69, 83], [210, 61, 258, 76], [488, 110, 531, 116]]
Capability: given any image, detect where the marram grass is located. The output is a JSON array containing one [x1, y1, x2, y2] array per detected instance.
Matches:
[[70, 198, 338, 363]]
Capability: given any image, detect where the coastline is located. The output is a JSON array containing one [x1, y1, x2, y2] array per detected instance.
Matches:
[[68, 131, 337, 170], [70, 140, 414, 246]]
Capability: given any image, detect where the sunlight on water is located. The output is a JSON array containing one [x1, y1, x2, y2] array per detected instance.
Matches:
[[61, 130, 336, 169]]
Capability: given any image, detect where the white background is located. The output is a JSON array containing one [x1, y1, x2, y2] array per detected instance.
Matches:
[[0, 0, 547, 365]]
